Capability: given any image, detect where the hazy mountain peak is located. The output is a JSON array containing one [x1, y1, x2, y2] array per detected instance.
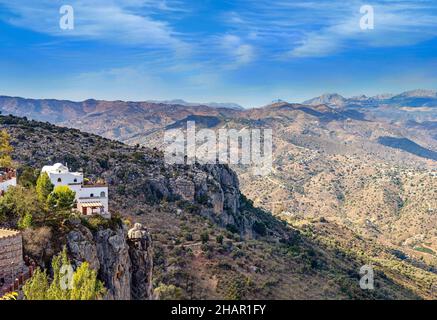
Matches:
[[371, 93, 395, 100], [350, 94, 369, 100], [395, 89, 437, 98], [146, 99, 244, 110], [303, 93, 346, 107], [303, 89, 437, 109]]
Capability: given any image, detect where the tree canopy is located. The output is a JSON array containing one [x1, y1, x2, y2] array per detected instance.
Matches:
[[0, 129, 14, 168], [23, 248, 106, 300], [36, 172, 54, 203], [47, 185, 76, 211], [0, 185, 40, 227]]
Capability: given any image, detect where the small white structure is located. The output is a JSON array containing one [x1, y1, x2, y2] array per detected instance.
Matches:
[[42, 163, 110, 218], [0, 169, 16, 195]]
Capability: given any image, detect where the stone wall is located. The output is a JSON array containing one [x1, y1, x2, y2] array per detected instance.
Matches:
[[0, 229, 24, 287]]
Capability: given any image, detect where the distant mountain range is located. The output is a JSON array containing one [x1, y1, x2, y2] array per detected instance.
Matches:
[[303, 89, 437, 109], [0, 96, 243, 124], [0, 91, 436, 299], [0, 90, 435, 155], [146, 99, 244, 110]]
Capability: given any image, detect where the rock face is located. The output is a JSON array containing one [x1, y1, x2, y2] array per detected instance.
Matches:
[[66, 223, 153, 300], [199, 164, 253, 234], [127, 223, 153, 300], [95, 228, 131, 300], [66, 226, 100, 271]]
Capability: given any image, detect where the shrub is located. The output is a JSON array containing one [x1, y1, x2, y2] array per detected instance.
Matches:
[[0, 185, 41, 226], [200, 231, 210, 244], [22, 227, 53, 264], [252, 221, 267, 236], [226, 224, 239, 234], [154, 283, 183, 300], [216, 234, 224, 244]]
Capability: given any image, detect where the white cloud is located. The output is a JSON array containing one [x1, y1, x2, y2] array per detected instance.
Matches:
[[289, 1, 437, 57], [220, 34, 255, 67], [0, 0, 187, 50], [222, 0, 437, 58]]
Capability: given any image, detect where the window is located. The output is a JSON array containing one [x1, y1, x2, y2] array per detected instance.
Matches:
[[90, 193, 94, 197], [100, 191, 106, 198], [57, 178, 62, 183]]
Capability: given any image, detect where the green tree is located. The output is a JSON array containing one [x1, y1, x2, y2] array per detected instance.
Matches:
[[252, 221, 267, 236], [18, 212, 33, 229], [36, 172, 54, 203], [47, 186, 75, 211], [19, 166, 40, 188], [0, 129, 13, 168], [24, 248, 106, 300], [70, 262, 105, 300], [0, 186, 39, 227], [200, 231, 210, 244], [216, 234, 224, 244], [154, 283, 183, 300], [22, 268, 49, 300], [47, 247, 71, 300]]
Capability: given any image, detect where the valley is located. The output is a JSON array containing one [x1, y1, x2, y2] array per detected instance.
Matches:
[[0, 90, 436, 299]]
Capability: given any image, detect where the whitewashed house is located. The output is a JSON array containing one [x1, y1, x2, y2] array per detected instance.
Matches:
[[41, 163, 110, 218], [0, 168, 16, 195]]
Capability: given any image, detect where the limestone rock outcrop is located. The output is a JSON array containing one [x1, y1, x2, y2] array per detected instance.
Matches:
[[66, 223, 153, 300], [127, 223, 153, 300]]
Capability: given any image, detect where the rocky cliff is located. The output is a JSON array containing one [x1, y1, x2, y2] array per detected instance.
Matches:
[[2, 114, 431, 300], [66, 221, 153, 300]]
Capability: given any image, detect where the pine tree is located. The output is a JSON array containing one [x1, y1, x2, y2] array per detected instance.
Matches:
[[0, 186, 39, 227], [70, 262, 105, 300], [23, 248, 106, 300], [17, 212, 33, 229], [36, 172, 54, 203], [0, 129, 13, 168], [47, 247, 71, 300], [47, 185, 75, 211], [22, 268, 49, 300]]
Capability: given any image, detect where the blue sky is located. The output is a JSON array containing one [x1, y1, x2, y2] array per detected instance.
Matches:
[[1, 0, 437, 107]]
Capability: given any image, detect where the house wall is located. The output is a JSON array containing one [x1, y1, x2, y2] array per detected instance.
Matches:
[[47, 172, 83, 187], [78, 186, 109, 214], [0, 177, 16, 193], [0, 231, 24, 286]]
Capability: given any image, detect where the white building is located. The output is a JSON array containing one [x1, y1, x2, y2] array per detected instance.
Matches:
[[0, 168, 17, 195], [41, 163, 110, 218]]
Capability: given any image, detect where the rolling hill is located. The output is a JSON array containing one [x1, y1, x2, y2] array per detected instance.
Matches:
[[0, 93, 436, 299]]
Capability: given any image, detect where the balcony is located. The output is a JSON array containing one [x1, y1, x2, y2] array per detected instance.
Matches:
[[82, 179, 107, 188]]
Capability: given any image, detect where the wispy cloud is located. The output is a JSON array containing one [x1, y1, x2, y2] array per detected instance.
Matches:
[[219, 34, 255, 68], [0, 0, 188, 50], [222, 0, 437, 58], [289, 1, 437, 57]]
